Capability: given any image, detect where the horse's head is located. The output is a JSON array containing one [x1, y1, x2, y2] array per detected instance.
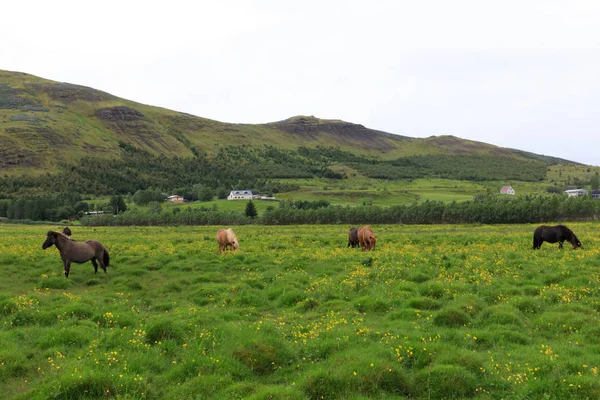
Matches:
[[571, 234, 582, 249], [231, 238, 239, 250], [369, 234, 377, 250], [42, 231, 58, 249]]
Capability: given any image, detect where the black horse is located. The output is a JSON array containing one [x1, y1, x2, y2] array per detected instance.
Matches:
[[348, 227, 359, 248], [533, 225, 581, 250]]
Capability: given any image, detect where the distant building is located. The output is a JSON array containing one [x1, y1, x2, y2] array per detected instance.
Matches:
[[500, 186, 515, 195], [227, 190, 275, 200], [228, 190, 255, 200], [591, 190, 600, 200], [565, 189, 587, 197], [167, 195, 184, 203], [84, 211, 111, 216]]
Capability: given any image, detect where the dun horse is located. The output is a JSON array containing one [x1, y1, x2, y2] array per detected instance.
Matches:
[[533, 225, 581, 250], [358, 226, 376, 251], [42, 231, 110, 278], [217, 228, 239, 253]]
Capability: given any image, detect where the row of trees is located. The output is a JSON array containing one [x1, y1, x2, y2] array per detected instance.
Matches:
[[0, 144, 563, 200], [80, 195, 600, 226], [0, 194, 127, 221]]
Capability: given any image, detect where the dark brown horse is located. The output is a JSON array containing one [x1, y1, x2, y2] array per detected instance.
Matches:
[[62, 227, 72, 237], [42, 231, 110, 278], [533, 225, 581, 250], [348, 227, 359, 248]]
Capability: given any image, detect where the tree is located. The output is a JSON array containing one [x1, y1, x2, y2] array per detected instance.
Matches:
[[245, 201, 258, 219], [148, 201, 162, 214], [590, 172, 600, 190], [109, 195, 127, 214], [217, 188, 229, 200], [198, 187, 215, 202]]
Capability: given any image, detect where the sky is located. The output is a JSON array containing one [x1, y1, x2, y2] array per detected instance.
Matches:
[[2, 0, 599, 165]]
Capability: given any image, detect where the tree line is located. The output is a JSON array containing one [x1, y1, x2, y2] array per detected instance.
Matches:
[[79, 195, 600, 226], [0, 144, 560, 200]]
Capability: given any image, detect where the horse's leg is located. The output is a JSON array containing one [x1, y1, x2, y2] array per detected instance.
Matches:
[[559, 241, 563, 249], [91, 258, 99, 273], [96, 256, 107, 273], [64, 260, 71, 278]]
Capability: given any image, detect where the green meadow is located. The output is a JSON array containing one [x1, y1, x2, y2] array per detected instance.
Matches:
[[272, 178, 550, 206], [1, 223, 600, 399]]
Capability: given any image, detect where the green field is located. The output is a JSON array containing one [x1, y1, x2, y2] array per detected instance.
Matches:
[[272, 178, 550, 206], [1, 223, 600, 399]]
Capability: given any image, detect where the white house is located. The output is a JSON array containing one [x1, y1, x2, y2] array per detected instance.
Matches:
[[565, 189, 587, 197], [167, 195, 184, 203], [500, 186, 515, 195], [227, 190, 255, 200]]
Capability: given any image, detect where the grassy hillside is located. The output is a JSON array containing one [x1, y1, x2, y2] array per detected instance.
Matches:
[[0, 70, 578, 177]]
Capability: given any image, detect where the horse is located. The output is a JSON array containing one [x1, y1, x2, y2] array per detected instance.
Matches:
[[348, 227, 359, 248], [358, 226, 376, 251], [217, 228, 239, 253], [532, 225, 581, 250], [62, 227, 72, 237], [42, 231, 110, 278]]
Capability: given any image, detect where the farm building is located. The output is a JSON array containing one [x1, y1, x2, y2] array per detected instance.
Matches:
[[228, 190, 255, 200], [167, 195, 184, 203], [84, 211, 111, 216], [565, 189, 587, 197], [592, 190, 600, 200], [500, 186, 515, 195]]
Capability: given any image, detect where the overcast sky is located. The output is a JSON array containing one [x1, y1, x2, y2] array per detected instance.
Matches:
[[2, 1, 599, 165]]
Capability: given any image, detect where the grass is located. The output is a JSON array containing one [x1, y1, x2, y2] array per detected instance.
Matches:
[[273, 177, 552, 206], [1, 222, 600, 399]]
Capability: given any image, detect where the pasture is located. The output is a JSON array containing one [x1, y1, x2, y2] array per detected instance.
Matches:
[[1, 223, 600, 399]]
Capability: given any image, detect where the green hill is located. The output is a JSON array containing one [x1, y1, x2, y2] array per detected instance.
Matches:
[[1, 70, 575, 177]]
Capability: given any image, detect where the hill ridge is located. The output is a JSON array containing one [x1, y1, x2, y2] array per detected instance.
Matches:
[[0, 69, 576, 175]]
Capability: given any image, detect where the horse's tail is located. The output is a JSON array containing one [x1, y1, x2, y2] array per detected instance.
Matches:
[[103, 247, 110, 267]]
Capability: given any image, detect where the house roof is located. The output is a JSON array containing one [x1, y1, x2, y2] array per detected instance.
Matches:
[[565, 189, 587, 193], [230, 190, 253, 195], [167, 195, 183, 198], [500, 186, 513, 192]]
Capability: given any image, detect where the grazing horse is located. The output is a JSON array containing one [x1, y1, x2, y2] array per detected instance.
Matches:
[[358, 226, 376, 251], [62, 227, 72, 237], [348, 227, 359, 248], [533, 225, 581, 250], [217, 228, 239, 253], [42, 231, 110, 278]]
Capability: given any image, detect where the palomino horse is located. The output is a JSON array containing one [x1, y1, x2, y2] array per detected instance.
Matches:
[[358, 226, 376, 251], [217, 228, 239, 253], [533, 225, 581, 250], [42, 231, 110, 278]]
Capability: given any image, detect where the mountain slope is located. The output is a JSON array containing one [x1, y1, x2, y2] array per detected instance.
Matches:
[[0, 70, 575, 176]]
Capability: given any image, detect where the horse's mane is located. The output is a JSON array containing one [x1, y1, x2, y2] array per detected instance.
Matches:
[[55, 231, 75, 241]]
